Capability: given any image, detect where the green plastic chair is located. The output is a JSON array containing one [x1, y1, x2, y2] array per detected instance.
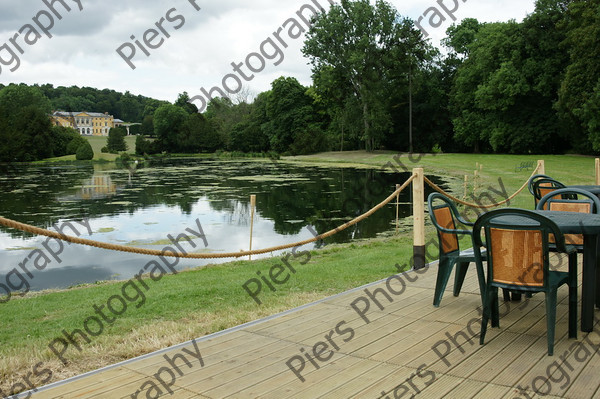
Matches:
[[528, 174, 551, 208], [428, 193, 486, 307], [537, 187, 600, 252], [532, 178, 567, 209], [472, 208, 578, 356]]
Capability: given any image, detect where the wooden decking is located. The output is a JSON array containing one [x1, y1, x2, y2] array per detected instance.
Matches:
[[31, 255, 600, 399]]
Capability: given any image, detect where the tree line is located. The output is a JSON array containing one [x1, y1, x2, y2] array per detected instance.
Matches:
[[0, 0, 598, 161], [147, 0, 599, 156]]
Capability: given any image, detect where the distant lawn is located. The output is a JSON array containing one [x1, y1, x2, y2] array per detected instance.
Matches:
[[43, 135, 137, 162], [286, 151, 598, 209]]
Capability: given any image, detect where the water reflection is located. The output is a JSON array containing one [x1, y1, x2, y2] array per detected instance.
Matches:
[[0, 158, 447, 291]]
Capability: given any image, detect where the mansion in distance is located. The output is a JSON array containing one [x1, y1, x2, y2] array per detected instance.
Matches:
[[51, 111, 124, 136]]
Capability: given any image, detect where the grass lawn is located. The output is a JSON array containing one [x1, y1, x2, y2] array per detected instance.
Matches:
[[2, 151, 598, 393], [42, 135, 137, 162]]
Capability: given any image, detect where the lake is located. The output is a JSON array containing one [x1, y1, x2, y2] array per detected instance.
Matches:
[[0, 158, 444, 292]]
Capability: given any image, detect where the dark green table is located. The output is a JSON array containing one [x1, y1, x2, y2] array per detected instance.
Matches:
[[569, 185, 600, 197], [489, 210, 600, 332]]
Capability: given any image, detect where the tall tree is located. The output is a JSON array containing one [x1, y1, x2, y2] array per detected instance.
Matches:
[[175, 92, 199, 114], [450, 1, 570, 153], [229, 92, 271, 153], [153, 104, 188, 152], [180, 113, 220, 153], [205, 96, 253, 150], [263, 77, 322, 154], [106, 127, 128, 152], [0, 84, 54, 161], [303, 0, 430, 151], [557, 0, 600, 152]]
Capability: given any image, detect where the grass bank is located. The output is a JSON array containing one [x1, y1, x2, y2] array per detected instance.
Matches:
[[2, 151, 597, 393], [42, 136, 137, 162]]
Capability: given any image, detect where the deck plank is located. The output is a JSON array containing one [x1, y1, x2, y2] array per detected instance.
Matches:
[[30, 255, 598, 399]]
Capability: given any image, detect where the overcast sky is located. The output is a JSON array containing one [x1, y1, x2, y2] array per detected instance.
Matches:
[[0, 0, 537, 106]]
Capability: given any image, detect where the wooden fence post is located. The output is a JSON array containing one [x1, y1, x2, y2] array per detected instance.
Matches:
[[395, 184, 401, 234], [596, 158, 600, 185], [249, 195, 256, 261], [413, 168, 425, 270], [463, 175, 468, 201], [538, 160, 545, 175]]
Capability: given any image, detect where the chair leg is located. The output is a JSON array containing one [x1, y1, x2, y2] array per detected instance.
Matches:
[[474, 254, 486, 309], [568, 252, 578, 339], [545, 290, 558, 356], [434, 258, 455, 307], [453, 261, 470, 297], [480, 287, 490, 345], [491, 287, 500, 328], [502, 289, 511, 302]]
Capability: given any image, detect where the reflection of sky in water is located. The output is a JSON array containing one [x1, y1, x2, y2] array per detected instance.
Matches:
[[0, 199, 318, 292]]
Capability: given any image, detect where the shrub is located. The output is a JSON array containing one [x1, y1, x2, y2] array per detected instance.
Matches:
[[50, 126, 81, 157], [66, 136, 87, 155], [106, 127, 128, 152], [76, 141, 94, 160], [135, 135, 159, 155]]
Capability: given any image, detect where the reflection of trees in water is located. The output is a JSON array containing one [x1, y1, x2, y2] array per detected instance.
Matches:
[[225, 200, 251, 227], [0, 159, 445, 242], [0, 163, 95, 237]]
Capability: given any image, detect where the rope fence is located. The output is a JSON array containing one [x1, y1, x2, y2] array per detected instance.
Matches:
[[423, 161, 542, 209], [0, 174, 417, 259]]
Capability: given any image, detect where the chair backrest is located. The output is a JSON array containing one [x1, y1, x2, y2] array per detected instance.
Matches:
[[549, 201, 592, 213], [428, 193, 467, 256], [489, 227, 544, 287], [473, 209, 566, 290], [532, 178, 567, 209], [537, 187, 600, 214], [432, 205, 459, 254], [528, 174, 551, 196], [536, 188, 600, 246]]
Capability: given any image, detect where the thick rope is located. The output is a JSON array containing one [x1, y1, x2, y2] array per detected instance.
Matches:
[[424, 163, 541, 209], [0, 174, 417, 259]]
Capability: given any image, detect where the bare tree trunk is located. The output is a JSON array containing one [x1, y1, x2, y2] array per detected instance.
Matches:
[[363, 101, 371, 151], [341, 120, 344, 152]]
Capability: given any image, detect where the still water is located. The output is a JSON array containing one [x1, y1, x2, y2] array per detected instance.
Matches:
[[0, 158, 444, 292]]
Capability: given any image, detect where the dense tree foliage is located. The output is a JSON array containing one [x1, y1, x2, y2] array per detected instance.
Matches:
[[556, 0, 600, 152], [37, 84, 167, 123], [106, 127, 128, 152], [75, 140, 94, 160], [303, 0, 434, 151], [449, 1, 572, 153], [0, 85, 54, 161], [52, 126, 84, 156]]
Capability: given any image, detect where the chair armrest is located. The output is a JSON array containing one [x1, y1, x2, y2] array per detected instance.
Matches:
[[455, 215, 475, 227], [435, 227, 472, 236]]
